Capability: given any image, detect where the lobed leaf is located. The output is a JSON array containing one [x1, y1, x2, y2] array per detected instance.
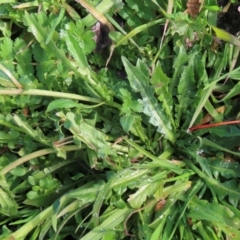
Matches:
[[188, 197, 240, 236], [122, 57, 175, 143], [208, 159, 240, 179], [151, 61, 175, 127], [0, 175, 18, 216]]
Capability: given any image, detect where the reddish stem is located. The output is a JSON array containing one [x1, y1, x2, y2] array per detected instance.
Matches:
[[188, 120, 240, 132]]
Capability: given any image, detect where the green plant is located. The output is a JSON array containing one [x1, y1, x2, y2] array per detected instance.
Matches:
[[0, 0, 240, 239]]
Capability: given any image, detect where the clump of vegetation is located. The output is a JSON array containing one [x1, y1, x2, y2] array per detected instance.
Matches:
[[0, 0, 240, 239]]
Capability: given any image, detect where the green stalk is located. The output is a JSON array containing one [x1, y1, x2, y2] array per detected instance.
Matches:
[[0, 148, 55, 176], [0, 142, 129, 176], [106, 14, 142, 52], [115, 18, 165, 48], [184, 159, 209, 180], [124, 137, 183, 172], [0, 145, 81, 176], [0, 89, 102, 103], [0, 88, 122, 109]]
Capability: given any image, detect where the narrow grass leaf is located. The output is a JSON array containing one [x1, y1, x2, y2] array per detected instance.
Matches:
[[45, 7, 65, 44], [63, 3, 81, 20], [188, 81, 216, 129], [81, 207, 133, 240], [67, 180, 105, 199], [149, 190, 186, 228], [115, 18, 164, 48], [204, 100, 222, 122], [211, 26, 240, 47], [92, 169, 150, 226], [12, 0, 38, 8], [123, 137, 182, 172], [203, 138, 240, 157], [219, 81, 240, 102], [150, 223, 162, 240]]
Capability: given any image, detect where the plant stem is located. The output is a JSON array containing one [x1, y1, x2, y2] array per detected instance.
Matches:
[[0, 89, 102, 103], [0, 145, 82, 176], [189, 120, 240, 132]]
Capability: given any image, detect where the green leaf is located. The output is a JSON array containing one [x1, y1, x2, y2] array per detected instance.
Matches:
[[67, 180, 105, 200], [204, 100, 222, 122], [128, 182, 160, 209], [0, 175, 18, 216], [14, 38, 34, 77], [0, 131, 19, 143], [0, 37, 13, 60], [122, 57, 175, 143], [203, 138, 240, 157], [219, 81, 240, 102], [176, 56, 197, 126], [115, 18, 164, 48], [46, 99, 80, 112], [81, 0, 122, 27], [64, 3, 81, 21], [119, 88, 142, 114], [120, 115, 135, 133], [45, 8, 65, 44], [65, 112, 109, 152], [170, 45, 189, 93], [208, 159, 240, 179], [208, 125, 240, 138], [188, 197, 240, 236], [185, 159, 240, 206], [10, 167, 27, 176], [109, 31, 127, 44], [24, 11, 90, 86], [217, 180, 240, 207], [188, 81, 216, 129], [211, 26, 240, 47], [63, 22, 89, 72], [80, 207, 133, 240], [12, 114, 51, 147], [92, 168, 150, 226], [102, 231, 116, 240], [28, 176, 36, 186], [24, 185, 69, 207], [151, 61, 174, 127]]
